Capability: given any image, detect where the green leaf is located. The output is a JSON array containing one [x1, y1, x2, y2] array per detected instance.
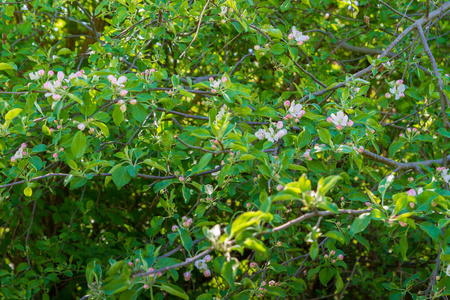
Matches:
[[324, 230, 348, 244], [243, 238, 267, 254], [400, 234, 408, 261], [349, 213, 371, 236], [24, 187, 33, 197], [179, 228, 193, 252], [158, 283, 189, 299], [389, 140, 404, 157], [255, 106, 279, 118], [221, 261, 236, 290], [71, 131, 87, 158], [68, 93, 84, 105], [5, 108, 22, 120], [191, 153, 212, 175], [319, 268, 333, 286], [113, 105, 124, 126], [93, 121, 109, 137], [378, 174, 394, 204], [318, 128, 332, 145], [280, 0, 291, 12], [230, 211, 273, 238], [309, 241, 318, 259], [112, 166, 131, 189], [0, 62, 16, 71], [265, 28, 283, 39], [297, 129, 311, 148]]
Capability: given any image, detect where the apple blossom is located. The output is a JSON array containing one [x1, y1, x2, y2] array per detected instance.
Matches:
[[78, 123, 86, 131], [291, 26, 309, 45]]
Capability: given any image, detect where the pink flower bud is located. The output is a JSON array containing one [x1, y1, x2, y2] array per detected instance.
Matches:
[[48, 70, 54, 76], [128, 262, 133, 266], [437, 167, 442, 172], [254, 45, 260, 51], [179, 176, 184, 181], [399, 221, 407, 227], [184, 272, 191, 281], [148, 268, 154, 272], [399, 133, 404, 137], [222, 77, 227, 82], [53, 153, 58, 158], [120, 90, 128, 97], [348, 120, 354, 126], [172, 225, 178, 232], [400, 93, 405, 98], [408, 177, 414, 183], [330, 250, 335, 256], [269, 280, 276, 287], [324, 254, 329, 259], [407, 189, 416, 196], [221, 19, 226, 24], [204, 255, 212, 262], [409, 202, 415, 208], [60, 148, 64, 151], [38, 69, 45, 76], [117, 99, 124, 105], [413, 128, 417, 132], [276, 185, 284, 191], [204, 269, 211, 277], [57, 71, 64, 82], [120, 104, 127, 113], [107, 75, 115, 82], [277, 241, 282, 246], [407, 128, 411, 133], [365, 202, 371, 206], [284, 100, 290, 107], [331, 259, 336, 263], [78, 123, 85, 131], [385, 93, 391, 99], [262, 281, 266, 286], [336, 125, 342, 130], [396, 79, 403, 85], [297, 41, 304, 46], [288, 34, 294, 40], [143, 284, 149, 289], [21, 143, 27, 149], [327, 117, 332, 123], [11, 157, 16, 162], [22, 151, 27, 155], [150, 68, 156, 73], [130, 99, 137, 105], [52, 94, 61, 101], [250, 262, 257, 268], [211, 89, 216, 93], [358, 146, 364, 153], [168, 91, 172, 95], [341, 197, 344, 200], [277, 121, 283, 129], [338, 254, 344, 260], [246, 203, 251, 208]]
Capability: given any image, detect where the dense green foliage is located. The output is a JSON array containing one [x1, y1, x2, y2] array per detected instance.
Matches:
[[1, 0, 450, 299]]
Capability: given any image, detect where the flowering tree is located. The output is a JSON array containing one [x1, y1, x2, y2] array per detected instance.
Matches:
[[1, 0, 450, 299]]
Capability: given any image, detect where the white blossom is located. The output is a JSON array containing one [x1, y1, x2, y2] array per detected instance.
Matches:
[[288, 101, 304, 118], [330, 111, 349, 127], [291, 26, 309, 44], [255, 129, 267, 140], [219, 6, 228, 16], [389, 82, 406, 100], [443, 168, 450, 183], [195, 259, 208, 270]]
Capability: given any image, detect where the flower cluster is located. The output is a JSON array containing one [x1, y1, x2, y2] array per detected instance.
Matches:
[[327, 111, 354, 130], [288, 26, 310, 45], [11, 143, 27, 162], [182, 216, 193, 228], [284, 100, 305, 121], [399, 127, 420, 141], [136, 68, 156, 83], [107, 75, 128, 97], [437, 167, 450, 183], [323, 250, 344, 263], [255, 123, 287, 143], [385, 80, 406, 100], [194, 255, 212, 277], [209, 76, 227, 93]]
